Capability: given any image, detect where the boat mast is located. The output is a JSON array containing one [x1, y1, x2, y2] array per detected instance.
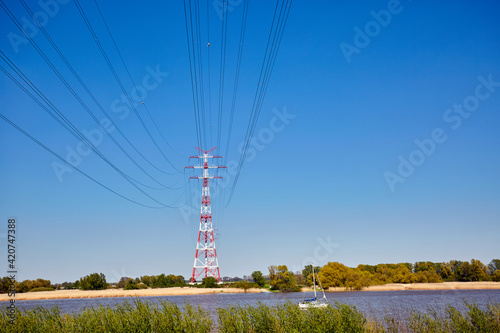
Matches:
[[312, 261, 317, 298]]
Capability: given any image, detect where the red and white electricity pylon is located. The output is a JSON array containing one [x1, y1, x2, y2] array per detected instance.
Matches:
[[185, 147, 226, 283]]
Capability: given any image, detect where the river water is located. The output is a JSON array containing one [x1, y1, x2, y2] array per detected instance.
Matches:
[[10, 289, 500, 323]]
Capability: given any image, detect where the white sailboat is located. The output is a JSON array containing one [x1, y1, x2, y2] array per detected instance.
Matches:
[[298, 262, 328, 309]]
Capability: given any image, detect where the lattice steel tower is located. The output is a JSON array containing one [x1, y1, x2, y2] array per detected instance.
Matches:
[[185, 147, 226, 282]]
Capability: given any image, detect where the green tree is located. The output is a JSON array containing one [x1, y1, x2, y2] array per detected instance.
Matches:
[[12, 279, 53, 293], [251, 271, 266, 287], [0, 276, 12, 293], [79, 273, 107, 290], [200, 277, 218, 288], [61, 281, 78, 290], [414, 270, 443, 283], [414, 261, 435, 273], [440, 264, 453, 280], [141, 275, 152, 286], [470, 259, 489, 281], [457, 260, 489, 282], [344, 269, 372, 290], [449, 260, 464, 275], [302, 265, 321, 286], [268, 265, 300, 292], [488, 259, 500, 274], [117, 277, 130, 288], [151, 274, 186, 288], [357, 264, 377, 274], [457, 262, 473, 281], [392, 263, 414, 283], [317, 262, 349, 288], [402, 262, 414, 272], [124, 278, 139, 290]]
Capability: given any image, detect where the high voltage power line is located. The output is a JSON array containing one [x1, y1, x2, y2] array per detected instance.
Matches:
[[9, 0, 177, 188], [179, 0, 293, 269], [72, 0, 180, 173], [224, 0, 249, 160], [216, 0, 229, 152], [181, 0, 292, 205], [0, 57, 157, 191], [206, 0, 213, 148], [183, 0, 204, 150], [92, 0, 172, 150], [226, 0, 293, 205], [1, 0, 293, 208], [0, 112, 168, 209], [0, 60, 181, 207], [0, 1, 186, 208]]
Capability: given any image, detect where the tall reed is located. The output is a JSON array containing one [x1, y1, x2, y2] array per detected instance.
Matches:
[[408, 300, 500, 332], [1, 299, 499, 332], [217, 301, 367, 332], [0, 299, 212, 332]]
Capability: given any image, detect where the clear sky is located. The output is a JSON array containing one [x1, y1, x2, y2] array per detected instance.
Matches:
[[1, 0, 499, 283]]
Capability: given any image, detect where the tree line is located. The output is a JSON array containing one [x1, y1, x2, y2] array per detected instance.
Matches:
[[317, 259, 500, 290], [260, 259, 500, 292], [1, 259, 498, 293]]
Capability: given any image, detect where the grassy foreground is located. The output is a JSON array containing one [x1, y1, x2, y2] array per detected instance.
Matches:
[[1, 299, 499, 332]]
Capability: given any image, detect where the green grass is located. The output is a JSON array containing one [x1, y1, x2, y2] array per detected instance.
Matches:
[[1, 299, 499, 332], [217, 301, 367, 333], [0, 299, 212, 332], [407, 300, 500, 333], [217, 300, 500, 333]]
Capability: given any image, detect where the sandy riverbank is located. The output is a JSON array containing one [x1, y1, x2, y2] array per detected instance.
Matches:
[[301, 281, 500, 293], [0, 287, 268, 301]]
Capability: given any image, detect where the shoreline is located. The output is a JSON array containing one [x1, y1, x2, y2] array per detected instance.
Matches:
[[0, 287, 267, 301], [1, 282, 499, 301]]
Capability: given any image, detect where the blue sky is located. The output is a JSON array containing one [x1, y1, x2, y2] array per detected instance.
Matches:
[[1, 0, 499, 283]]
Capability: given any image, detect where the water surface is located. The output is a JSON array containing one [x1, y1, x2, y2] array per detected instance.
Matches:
[[11, 289, 500, 322]]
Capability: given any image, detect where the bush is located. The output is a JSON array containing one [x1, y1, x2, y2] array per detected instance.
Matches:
[[123, 280, 147, 290], [79, 273, 107, 290], [149, 274, 186, 288], [251, 271, 267, 287], [268, 265, 301, 292], [122, 278, 136, 290], [231, 280, 256, 291], [13, 278, 53, 293], [61, 281, 78, 290], [117, 277, 130, 289], [199, 277, 218, 288], [28, 287, 55, 292]]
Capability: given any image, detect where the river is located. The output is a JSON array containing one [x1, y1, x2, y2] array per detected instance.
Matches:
[[11, 289, 500, 323]]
